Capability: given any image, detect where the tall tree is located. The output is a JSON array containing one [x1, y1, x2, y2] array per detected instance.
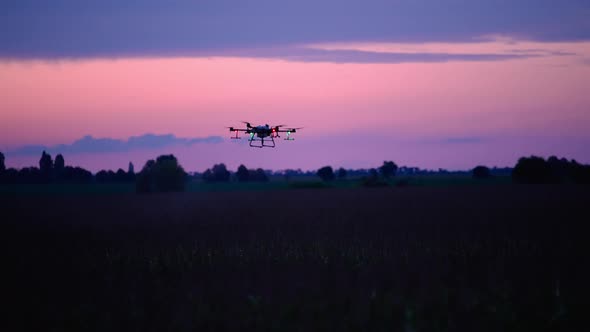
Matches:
[[39, 151, 53, 182], [54, 154, 65, 180], [127, 162, 136, 182]]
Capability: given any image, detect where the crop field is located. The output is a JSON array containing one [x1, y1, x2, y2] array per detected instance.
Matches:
[[4, 184, 588, 331]]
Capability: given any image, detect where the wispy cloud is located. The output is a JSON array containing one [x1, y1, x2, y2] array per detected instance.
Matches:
[[410, 136, 489, 145], [6, 134, 223, 156], [441, 137, 486, 144], [205, 46, 539, 64]]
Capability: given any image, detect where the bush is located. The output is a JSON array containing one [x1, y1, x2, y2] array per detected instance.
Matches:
[[472, 165, 491, 179], [511, 156, 590, 184], [317, 166, 335, 182], [337, 167, 347, 180], [512, 156, 552, 184], [362, 168, 388, 187], [250, 168, 269, 182]]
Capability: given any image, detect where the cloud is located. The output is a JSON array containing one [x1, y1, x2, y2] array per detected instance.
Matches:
[[409, 136, 488, 145], [6, 134, 223, 156], [1, 0, 589, 60], [440, 137, 486, 144], [204, 46, 538, 64]]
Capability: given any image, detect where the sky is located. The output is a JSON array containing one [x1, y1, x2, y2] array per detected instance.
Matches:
[[1, 0, 590, 172]]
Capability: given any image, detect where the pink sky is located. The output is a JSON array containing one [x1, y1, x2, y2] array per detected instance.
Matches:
[[1, 38, 590, 172]]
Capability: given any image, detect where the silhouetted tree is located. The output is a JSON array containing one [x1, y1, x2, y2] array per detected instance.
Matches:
[[2, 168, 18, 184], [95, 166, 135, 183], [0, 151, 5, 173], [251, 168, 269, 182], [136, 160, 156, 192], [212, 164, 230, 182], [136, 155, 186, 193], [571, 162, 590, 184], [95, 170, 111, 183], [337, 167, 347, 180], [512, 156, 552, 184], [362, 168, 388, 187], [546, 156, 571, 183], [126, 162, 135, 182], [54, 154, 65, 181], [203, 163, 230, 182], [54, 154, 65, 171], [317, 166, 335, 182], [115, 168, 128, 182], [282, 169, 303, 181], [472, 165, 491, 179], [379, 161, 398, 178], [62, 166, 93, 183], [153, 155, 187, 192], [236, 164, 249, 182], [18, 167, 42, 184], [39, 151, 53, 183], [202, 169, 214, 183]]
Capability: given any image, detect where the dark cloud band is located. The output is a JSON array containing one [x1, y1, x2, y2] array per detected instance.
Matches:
[[6, 134, 223, 156], [1, 0, 588, 60]]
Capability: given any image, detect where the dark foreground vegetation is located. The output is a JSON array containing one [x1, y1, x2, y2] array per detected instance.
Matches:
[[4, 185, 588, 331]]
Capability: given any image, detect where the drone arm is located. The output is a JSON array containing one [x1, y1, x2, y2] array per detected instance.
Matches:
[[228, 127, 250, 139]]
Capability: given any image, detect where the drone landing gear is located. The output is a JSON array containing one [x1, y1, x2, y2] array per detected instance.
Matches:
[[284, 131, 295, 141], [230, 130, 241, 139], [249, 136, 276, 148]]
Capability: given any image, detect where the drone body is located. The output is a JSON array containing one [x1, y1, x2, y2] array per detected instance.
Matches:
[[228, 122, 302, 148]]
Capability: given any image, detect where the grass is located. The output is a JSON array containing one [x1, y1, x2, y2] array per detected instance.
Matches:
[[0, 175, 513, 195], [4, 185, 587, 331], [0, 182, 135, 195]]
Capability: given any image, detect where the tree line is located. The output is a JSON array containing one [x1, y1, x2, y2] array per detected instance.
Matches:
[[0, 151, 134, 184], [1, 151, 589, 192]]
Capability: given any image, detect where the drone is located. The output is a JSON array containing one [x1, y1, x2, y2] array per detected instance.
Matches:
[[227, 122, 303, 148]]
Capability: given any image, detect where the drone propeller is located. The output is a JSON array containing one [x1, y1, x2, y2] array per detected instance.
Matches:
[[241, 121, 252, 128]]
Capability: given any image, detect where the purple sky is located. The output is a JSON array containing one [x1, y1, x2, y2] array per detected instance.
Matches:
[[1, 1, 589, 172]]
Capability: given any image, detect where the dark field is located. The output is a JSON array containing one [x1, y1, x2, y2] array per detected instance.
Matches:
[[4, 185, 589, 331]]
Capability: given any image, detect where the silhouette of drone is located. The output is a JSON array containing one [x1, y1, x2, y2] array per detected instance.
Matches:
[[227, 122, 302, 148]]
